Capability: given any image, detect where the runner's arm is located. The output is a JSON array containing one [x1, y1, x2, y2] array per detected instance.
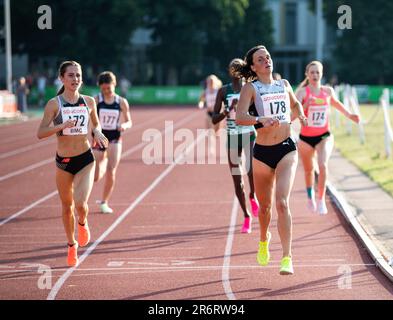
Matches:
[[328, 87, 360, 123], [211, 87, 227, 125], [86, 96, 109, 148], [37, 99, 74, 139], [119, 97, 132, 131]]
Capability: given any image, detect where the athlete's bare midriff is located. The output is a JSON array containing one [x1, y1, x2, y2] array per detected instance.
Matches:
[[255, 123, 291, 146], [57, 135, 91, 157]]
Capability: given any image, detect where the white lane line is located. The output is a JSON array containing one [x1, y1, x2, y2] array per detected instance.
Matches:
[[0, 114, 169, 162], [0, 191, 58, 227], [0, 112, 199, 227], [0, 139, 55, 160], [47, 123, 206, 300], [0, 158, 54, 182], [222, 196, 239, 301], [0, 260, 377, 274], [0, 115, 164, 180]]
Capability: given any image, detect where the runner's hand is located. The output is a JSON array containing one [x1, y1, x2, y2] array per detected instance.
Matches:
[[62, 119, 76, 129], [261, 118, 280, 128], [299, 115, 308, 126], [93, 129, 109, 148]]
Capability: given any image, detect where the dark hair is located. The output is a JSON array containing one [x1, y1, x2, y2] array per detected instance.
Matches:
[[233, 45, 267, 81], [97, 71, 117, 86], [228, 58, 245, 78], [56, 61, 82, 95]]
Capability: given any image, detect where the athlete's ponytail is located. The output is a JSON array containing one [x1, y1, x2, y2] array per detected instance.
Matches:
[[56, 61, 82, 96], [57, 85, 65, 96], [237, 45, 267, 81]]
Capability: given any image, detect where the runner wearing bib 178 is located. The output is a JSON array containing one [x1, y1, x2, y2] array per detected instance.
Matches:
[[236, 45, 307, 275], [212, 58, 259, 234], [295, 61, 359, 215], [37, 61, 108, 267], [93, 71, 132, 214]]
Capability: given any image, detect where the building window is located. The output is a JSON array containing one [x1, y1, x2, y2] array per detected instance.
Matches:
[[284, 2, 297, 45]]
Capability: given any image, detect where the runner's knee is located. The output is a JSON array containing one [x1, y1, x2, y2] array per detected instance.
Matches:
[[276, 198, 289, 214]]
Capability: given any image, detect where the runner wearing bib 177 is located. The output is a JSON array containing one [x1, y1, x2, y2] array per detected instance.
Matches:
[[295, 61, 359, 215], [93, 71, 132, 214], [236, 45, 307, 275], [212, 58, 259, 234], [37, 61, 108, 267]]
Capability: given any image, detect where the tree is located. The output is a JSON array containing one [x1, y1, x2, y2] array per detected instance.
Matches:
[[9, 0, 144, 71], [145, 0, 273, 85], [313, 0, 393, 84], [214, 0, 274, 74]]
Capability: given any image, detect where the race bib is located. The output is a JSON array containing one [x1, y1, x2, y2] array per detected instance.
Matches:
[[99, 108, 120, 130], [261, 92, 290, 123], [61, 106, 89, 135], [226, 93, 240, 119], [307, 105, 328, 127]]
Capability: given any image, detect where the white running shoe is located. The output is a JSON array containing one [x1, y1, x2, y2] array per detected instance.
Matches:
[[307, 198, 317, 213], [100, 202, 113, 214], [317, 200, 328, 215]]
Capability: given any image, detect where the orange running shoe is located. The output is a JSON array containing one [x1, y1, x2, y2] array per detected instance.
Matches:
[[67, 243, 79, 267], [78, 221, 90, 247]]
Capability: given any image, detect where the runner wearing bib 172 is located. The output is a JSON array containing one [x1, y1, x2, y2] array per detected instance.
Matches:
[[93, 71, 132, 214], [37, 61, 108, 267], [295, 61, 360, 215], [236, 45, 307, 275]]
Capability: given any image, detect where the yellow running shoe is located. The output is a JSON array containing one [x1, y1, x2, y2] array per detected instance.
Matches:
[[257, 231, 271, 266], [279, 256, 294, 275]]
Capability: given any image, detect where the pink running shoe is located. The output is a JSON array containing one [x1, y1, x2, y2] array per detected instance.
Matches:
[[250, 197, 259, 218], [241, 217, 252, 233]]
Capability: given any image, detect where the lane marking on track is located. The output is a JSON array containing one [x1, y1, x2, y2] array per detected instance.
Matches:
[[0, 264, 378, 281], [0, 114, 165, 180], [0, 191, 58, 227], [222, 196, 238, 300], [0, 139, 55, 160], [47, 120, 206, 300], [0, 112, 199, 227]]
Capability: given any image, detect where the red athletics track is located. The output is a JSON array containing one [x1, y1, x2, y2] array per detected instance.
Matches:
[[0, 106, 393, 300]]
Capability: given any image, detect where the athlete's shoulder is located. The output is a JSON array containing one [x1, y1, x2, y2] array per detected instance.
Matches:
[[281, 79, 291, 87], [295, 85, 306, 95], [119, 96, 129, 106], [322, 85, 334, 94], [81, 95, 95, 104], [46, 97, 59, 108]]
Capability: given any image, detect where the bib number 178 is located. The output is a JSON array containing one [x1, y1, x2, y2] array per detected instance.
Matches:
[[269, 101, 286, 115]]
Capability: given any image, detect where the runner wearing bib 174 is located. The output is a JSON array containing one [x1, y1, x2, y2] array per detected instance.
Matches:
[[93, 71, 132, 214], [295, 61, 359, 215], [212, 58, 259, 235], [236, 45, 307, 275]]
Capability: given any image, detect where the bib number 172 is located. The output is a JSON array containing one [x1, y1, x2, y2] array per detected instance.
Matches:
[[68, 115, 85, 127]]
